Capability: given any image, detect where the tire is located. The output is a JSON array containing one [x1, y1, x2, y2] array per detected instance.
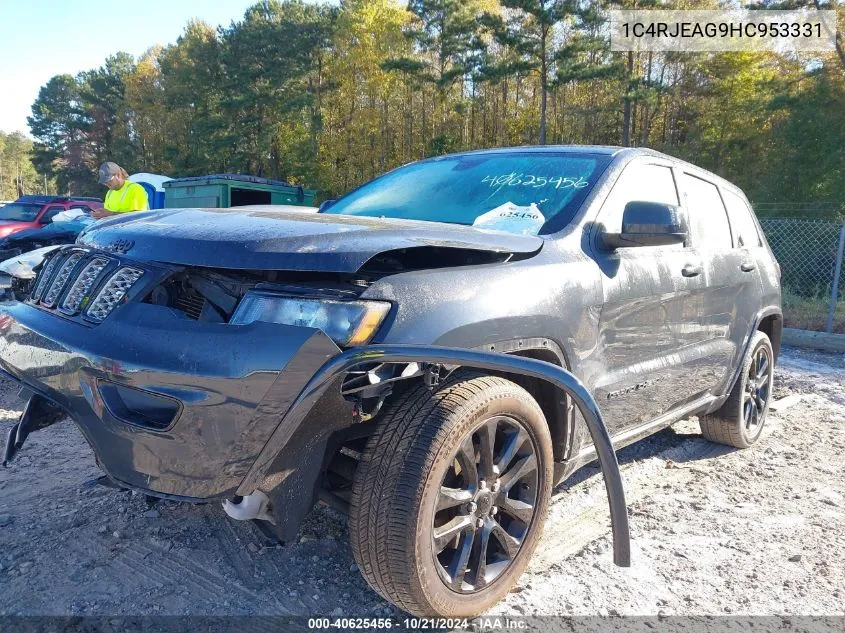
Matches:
[[349, 372, 553, 617], [700, 331, 774, 449]]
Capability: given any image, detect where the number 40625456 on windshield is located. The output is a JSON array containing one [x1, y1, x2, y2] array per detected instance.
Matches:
[[481, 173, 590, 189]]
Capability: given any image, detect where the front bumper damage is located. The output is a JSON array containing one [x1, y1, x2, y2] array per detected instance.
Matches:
[[0, 300, 342, 498], [0, 301, 631, 567]]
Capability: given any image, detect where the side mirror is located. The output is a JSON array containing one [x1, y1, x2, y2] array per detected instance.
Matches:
[[318, 199, 337, 213], [602, 201, 687, 249]]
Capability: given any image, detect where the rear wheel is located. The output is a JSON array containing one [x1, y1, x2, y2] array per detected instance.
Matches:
[[700, 331, 774, 449], [349, 372, 553, 617]]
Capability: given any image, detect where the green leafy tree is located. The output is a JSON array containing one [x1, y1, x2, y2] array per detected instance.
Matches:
[[483, 0, 571, 144], [752, 0, 845, 70], [554, 2, 622, 142], [217, 0, 334, 180], [78, 53, 137, 171], [325, 0, 411, 190], [155, 20, 225, 174], [388, 0, 488, 152], [602, 0, 674, 146], [124, 47, 170, 173], [0, 131, 48, 199], [27, 74, 92, 193], [756, 70, 845, 207], [21, 0, 845, 216]]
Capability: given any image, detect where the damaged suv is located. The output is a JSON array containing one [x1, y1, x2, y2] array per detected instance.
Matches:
[[0, 146, 781, 617]]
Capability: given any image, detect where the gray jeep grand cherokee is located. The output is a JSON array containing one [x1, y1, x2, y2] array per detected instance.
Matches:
[[0, 146, 781, 617]]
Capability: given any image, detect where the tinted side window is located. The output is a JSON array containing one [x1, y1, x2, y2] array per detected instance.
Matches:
[[41, 205, 65, 223], [681, 174, 731, 250], [722, 189, 761, 248], [601, 163, 680, 234]]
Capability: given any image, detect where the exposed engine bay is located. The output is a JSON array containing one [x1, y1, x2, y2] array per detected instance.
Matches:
[[139, 245, 515, 323]]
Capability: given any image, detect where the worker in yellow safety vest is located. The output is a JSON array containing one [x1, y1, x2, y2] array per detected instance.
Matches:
[[91, 162, 149, 219]]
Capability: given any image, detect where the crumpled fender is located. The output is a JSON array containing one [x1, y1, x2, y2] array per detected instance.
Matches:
[[240, 344, 631, 568]]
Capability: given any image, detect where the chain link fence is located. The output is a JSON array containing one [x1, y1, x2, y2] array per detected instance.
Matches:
[[758, 217, 845, 334]]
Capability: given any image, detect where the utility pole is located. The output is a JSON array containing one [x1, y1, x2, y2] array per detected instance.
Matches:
[[826, 218, 845, 333]]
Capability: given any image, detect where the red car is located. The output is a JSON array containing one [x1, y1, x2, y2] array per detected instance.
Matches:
[[0, 195, 102, 239]]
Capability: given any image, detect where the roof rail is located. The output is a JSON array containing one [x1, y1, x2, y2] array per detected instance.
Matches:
[[14, 195, 102, 204]]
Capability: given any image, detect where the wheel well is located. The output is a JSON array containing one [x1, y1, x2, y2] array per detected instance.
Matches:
[[323, 346, 574, 502], [497, 348, 572, 462], [757, 313, 783, 363]]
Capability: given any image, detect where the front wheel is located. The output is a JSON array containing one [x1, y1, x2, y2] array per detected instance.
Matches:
[[349, 372, 553, 617]]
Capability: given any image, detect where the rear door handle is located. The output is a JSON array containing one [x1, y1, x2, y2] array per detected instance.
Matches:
[[740, 261, 756, 272], [681, 264, 702, 278]]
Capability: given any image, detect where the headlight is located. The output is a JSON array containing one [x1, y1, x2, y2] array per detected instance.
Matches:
[[230, 292, 391, 346]]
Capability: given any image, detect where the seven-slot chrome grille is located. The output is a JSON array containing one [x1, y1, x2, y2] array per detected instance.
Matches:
[[30, 252, 64, 303], [86, 267, 144, 322], [29, 249, 145, 323], [41, 252, 85, 307], [59, 256, 110, 315]]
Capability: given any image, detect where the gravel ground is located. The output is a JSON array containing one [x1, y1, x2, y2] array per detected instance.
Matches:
[[0, 346, 843, 619]]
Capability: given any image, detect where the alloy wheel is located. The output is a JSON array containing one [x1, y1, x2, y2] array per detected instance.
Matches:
[[431, 415, 539, 593], [743, 346, 771, 432]]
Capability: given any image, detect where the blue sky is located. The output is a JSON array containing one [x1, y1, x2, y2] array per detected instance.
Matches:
[[0, 0, 266, 135]]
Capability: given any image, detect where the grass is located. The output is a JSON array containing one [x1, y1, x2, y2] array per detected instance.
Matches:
[[781, 288, 845, 333]]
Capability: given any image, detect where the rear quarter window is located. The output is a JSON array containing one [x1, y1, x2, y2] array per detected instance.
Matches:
[[722, 189, 761, 248]]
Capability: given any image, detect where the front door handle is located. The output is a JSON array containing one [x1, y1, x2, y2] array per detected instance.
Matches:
[[740, 260, 756, 272], [681, 264, 703, 277]]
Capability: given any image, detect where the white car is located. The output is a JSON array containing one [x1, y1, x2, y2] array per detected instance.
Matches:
[[0, 245, 63, 301]]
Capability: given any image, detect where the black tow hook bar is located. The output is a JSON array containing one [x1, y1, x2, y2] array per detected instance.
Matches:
[[2, 395, 65, 467]]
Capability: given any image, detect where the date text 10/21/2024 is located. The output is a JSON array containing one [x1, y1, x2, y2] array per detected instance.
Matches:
[[307, 616, 529, 630]]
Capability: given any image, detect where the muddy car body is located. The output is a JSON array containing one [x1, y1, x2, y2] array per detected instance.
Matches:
[[0, 146, 781, 616]]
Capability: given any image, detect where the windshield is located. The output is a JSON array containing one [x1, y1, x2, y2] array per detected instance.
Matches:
[[322, 152, 610, 234], [0, 203, 42, 222]]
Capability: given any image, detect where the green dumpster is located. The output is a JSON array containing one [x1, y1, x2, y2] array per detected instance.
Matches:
[[163, 174, 316, 209]]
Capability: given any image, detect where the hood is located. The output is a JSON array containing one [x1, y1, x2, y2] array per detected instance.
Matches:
[[7, 222, 87, 243], [77, 207, 544, 273], [0, 221, 37, 238]]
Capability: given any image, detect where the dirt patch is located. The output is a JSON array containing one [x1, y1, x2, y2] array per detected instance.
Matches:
[[0, 346, 843, 618]]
